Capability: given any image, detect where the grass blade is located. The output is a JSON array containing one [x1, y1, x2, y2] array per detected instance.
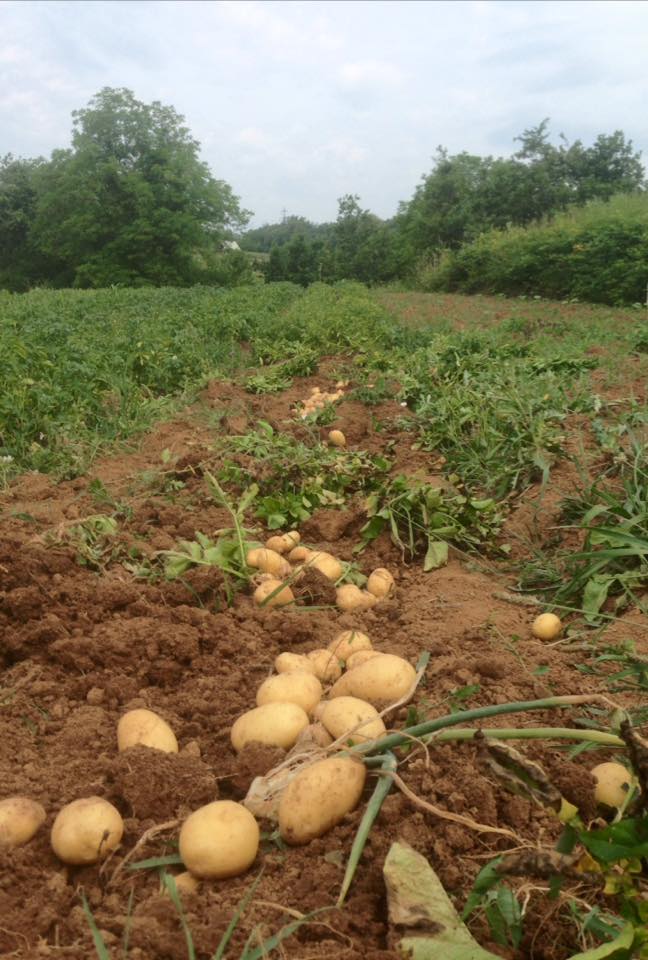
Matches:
[[81, 892, 111, 960], [128, 853, 184, 871], [338, 751, 397, 906], [242, 907, 332, 960], [211, 870, 264, 960], [163, 874, 196, 960]]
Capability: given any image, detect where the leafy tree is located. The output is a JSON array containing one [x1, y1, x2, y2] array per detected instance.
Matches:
[[240, 215, 332, 252], [31, 87, 250, 287], [0, 155, 61, 290]]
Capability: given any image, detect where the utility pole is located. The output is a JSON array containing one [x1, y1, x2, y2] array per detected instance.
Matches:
[[281, 207, 288, 223]]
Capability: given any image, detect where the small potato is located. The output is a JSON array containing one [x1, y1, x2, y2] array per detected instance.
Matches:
[[179, 801, 259, 879], [328, 430, 346, 448], [336, 584, 377, 612], [289, 545, 311, 563], [279, 756, 366, 845], [346, 649, 381, 671], [275, 652, 316, 675], [266, 535, 290, 554], [256, 672, 322, 715], [0, 797, 46, 848], [308, 552, 343, 582], [591, 762, 634, 808], [253, 579, 295, 607], [231, 702, 309, 752], [249, 548, 291, 578], [117, 708, 178, 753], [329, 653, 416, 705], [307, 648, 343, 682], [172, 871, 200, 896], [367, 568, 395, 599], [282, 531, 300, 548], [320, 697, 386, 745], [51, 797, 123, 865], [328, 629, 372, 662], [246, 547, 262, 567], [532, 613, 562, 640]]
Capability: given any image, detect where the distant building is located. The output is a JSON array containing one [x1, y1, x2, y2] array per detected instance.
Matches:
[[222, 240, 241, 251]]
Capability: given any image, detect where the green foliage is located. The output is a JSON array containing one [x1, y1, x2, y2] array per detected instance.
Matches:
[[240, 215, 333, 253], [421, 193, 648, 306]]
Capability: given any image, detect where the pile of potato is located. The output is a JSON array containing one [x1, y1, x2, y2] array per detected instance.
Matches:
[[298, 382, 348, 419], [248, 530, 395, 613]]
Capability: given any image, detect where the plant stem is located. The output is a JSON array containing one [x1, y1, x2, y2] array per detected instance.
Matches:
[[432, 727, 623, 747], [353, 695, 619, 755]]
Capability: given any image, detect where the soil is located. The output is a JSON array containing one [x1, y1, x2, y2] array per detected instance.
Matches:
[[1, 364, 646, 960]]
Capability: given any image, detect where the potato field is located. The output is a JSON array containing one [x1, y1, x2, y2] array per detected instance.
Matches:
[[1, 283, 648, 960]]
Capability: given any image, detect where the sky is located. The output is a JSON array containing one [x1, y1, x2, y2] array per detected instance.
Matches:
[[1, 0, 647, 227]]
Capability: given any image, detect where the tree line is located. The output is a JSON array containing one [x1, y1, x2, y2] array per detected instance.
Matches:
[[0, 88, 645, 292]]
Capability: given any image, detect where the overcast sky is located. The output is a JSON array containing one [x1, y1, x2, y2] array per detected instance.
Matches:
[[1, 0, 647, 226]]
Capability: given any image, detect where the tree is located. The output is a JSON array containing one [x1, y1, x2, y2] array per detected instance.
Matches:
[[0, 155, 61, 290], [31, 88, 250, 287]]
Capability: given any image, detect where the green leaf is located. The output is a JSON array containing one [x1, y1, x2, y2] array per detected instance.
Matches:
[[583, 575, 614, 620], [566, 924, 635, 959], [424, 539, 449, 571]]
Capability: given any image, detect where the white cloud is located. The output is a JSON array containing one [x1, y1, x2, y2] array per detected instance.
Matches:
[[338, 59, 404, 89]]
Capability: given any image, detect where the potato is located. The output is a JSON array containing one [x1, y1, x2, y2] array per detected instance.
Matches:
[[253, 579, 295, 607], [367, 568, 395, 598], [179, 800, 259, 879], [283, 531, 300, 548], [256, 672, 322, 715], [0, 797, 46, 848], [308, 552, 343, 581], [320, 697, 386, 745], [117, 708, 178, 753], [328, 429, 346, 448], [531, 612, 562, 640], [51, 796, 124, 865], [289, 545, 311, 563], [230, 702, 309, 751], [329, 653, 416, 705], [307, 648, 343, 682], [296, 722, 334, 748], [591, 762, 633, 808], [266, 535, 290, 554], [346, 649, 381, 671], [275, 652, 316, 675], [248, 548, 291, 578], [172, 871, 200, 896], [328, 629, 372, 662], [278, 756, 366, 845], [336, 584, 377, 612]]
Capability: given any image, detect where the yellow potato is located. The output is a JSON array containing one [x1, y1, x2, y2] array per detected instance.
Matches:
[[275, 652, 316, 675], [308, 552, 343, 581], [278, 756, 366, 845], [346, 649, 381, 671], [248, 548, 291, 578], [230, 702, 310, 752], [0, 797, 46, 848], [532, 613, 562, 640], [179, 801, 259, 879], [282, 531, 300, 548], [266, 535, 290, 554], [51, 797, 123, 865], [329, 653, 416, 705], [591, 762, 633, 808], [320, 697, 386, 745], [366, 568, 395, 598], [289, 545, 311, 563], [253, 579, 295, 607], [328, 629, 372, 662], [336, 584, 377, 612], [256, 672, 322, 715], [117, 708, 178, 753], [172, 871, 200, 896], [307, 648, 343, 682], [328, 429, 346, 448]]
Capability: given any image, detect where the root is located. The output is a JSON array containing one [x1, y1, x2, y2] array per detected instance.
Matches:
[[106, 819, 179, 884]]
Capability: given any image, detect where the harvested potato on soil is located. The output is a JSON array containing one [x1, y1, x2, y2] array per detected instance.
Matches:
[[172, 871, 200, 896], [366, 567, 395, 598], [329, 653, 416, 705], [275, 652, 316, 675], [278, 756, 366, 845], [308, 551, 343, 582], [591, 762, 634, 808], [346, 649, 381, 671], [288, 545, 311, 562], [336, 584, 378, 612], [179, 800, 259, 879], [256, 672, 322, 715], [319, 697, 386, 745], [531, 612, 562, 640], [0, 797, 46, 848], [117, 708, 178, 753], [328, 629, 372, 662], [231, 702, 310, 752], [328, 429, 346, 448], [307, 648, 343, 682], [247, 548, 291, 578], [51, 796, 124, 865], [266, 535, 290, 554], [253, 579, 295, 607]]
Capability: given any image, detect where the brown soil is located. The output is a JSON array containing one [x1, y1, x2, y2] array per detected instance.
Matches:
[[1, 366, 645, 960]]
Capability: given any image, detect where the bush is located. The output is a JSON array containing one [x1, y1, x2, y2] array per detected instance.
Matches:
[[420, 193, 648, 306]]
